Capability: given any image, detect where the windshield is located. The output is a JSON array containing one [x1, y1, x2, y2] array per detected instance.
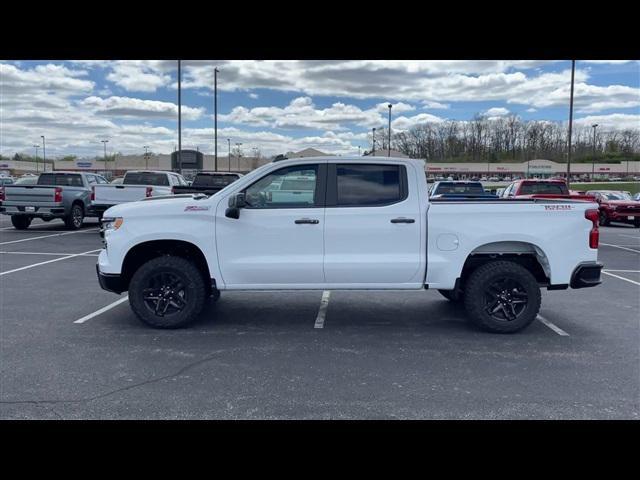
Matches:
[[38, 173, 83, 186], [434, 182, 484, 195], [193, 174, 240, 187], [602, 192, 632, 201], [123, 172, 169, 186], [519, 182, 569, 195]]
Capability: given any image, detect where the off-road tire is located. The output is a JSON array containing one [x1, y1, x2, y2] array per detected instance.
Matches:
[[463, 261, 541, 334], [64, 203, 84, 230], [129, 256, 206, 329], [11, 216, 32, 230]]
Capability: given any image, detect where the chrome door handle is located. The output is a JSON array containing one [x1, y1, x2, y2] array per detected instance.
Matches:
[[390, 218, 415, 224], [295, 218, 319, 224]]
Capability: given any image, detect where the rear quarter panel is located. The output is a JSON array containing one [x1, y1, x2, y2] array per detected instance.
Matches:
[[426, 201, 599, 289]]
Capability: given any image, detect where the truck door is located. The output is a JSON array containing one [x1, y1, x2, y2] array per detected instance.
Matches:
[[323, 163, 423, 286], [215, 163, 327, 288]]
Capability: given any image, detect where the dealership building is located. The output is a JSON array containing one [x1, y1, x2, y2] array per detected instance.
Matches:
[[425, 159, 639, 179], [1, 153, 638, 180]]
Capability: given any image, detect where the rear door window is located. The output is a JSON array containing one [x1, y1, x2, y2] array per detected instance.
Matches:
[[334, 164, 406, 207]]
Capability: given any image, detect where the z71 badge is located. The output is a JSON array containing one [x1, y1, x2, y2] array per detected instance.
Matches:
[[184, 205, 211, 212]]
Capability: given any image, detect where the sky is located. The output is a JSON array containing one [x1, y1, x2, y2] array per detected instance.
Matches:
[[1, 60, 639, 159]]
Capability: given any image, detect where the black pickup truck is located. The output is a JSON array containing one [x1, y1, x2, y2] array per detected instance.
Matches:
[[172, 171, 242, 196]]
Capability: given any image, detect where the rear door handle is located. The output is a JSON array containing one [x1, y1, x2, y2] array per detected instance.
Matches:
[[390, 217, 415, 224], [295, 218, 319, 224]]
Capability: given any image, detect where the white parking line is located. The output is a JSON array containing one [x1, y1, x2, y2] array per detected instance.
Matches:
[[602, 271, 640, 286], [600, 243, 640, 254], [537, 315, 570, 336], [0, 228, 98, 245], [74, 296, 129, 324], [314, 290, 331, 329], [0, 251, 100, 256], [603, 269, 640, 273], [0, 249, 101, 276]]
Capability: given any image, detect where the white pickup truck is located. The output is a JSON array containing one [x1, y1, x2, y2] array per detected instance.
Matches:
[[97, 156, 603, 333], [91, 170, 188, 217]]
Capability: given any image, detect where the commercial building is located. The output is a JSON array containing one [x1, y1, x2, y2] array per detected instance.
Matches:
[[2, 154, 638, 181]]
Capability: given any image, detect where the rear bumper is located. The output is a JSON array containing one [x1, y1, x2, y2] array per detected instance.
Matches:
[[0, 205, 66, 217], [96, 264, 126, 294], [570, 262, 603, 289]]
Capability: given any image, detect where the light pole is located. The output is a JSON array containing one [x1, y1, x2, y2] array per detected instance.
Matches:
[[591, 123, 599, 180], [358, 145, 361, 156], [177, 59, 182, 174], [227, 138, 231, 171], [40, 135, 46, 172], [214, 67, 219, 171], [372, 127, 376, 156], [144, 145, 150, 170], [33, 145, 40, 173], [566, 60, 576, 186], [235, 142, 242, 171], [101, 139, 108, 174], [387, 104, 392, 157]]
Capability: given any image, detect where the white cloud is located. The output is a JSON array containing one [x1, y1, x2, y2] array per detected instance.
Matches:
[[391, 113, 445, 131], [574, 114, 640, 131], [220, 96, 387, 130], [104, 61, 173, 92], [422, 101, 450, 109], [484, 107, 510, 117], [81, 96, 204, 120]]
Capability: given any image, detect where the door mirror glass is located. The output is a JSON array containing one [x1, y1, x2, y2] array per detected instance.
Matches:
[[226, 193, 245, 219]]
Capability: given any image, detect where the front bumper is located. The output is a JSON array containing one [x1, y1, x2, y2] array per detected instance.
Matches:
[[96, 264, 126, 294], [570, 262, 603, 289]]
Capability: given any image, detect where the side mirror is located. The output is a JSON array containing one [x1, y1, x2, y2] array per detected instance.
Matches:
[[225, 193, 245, 219]]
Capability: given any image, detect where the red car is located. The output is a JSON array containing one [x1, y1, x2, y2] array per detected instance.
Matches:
[[586, 190, 640, 227], [501, 179, 596, 201]]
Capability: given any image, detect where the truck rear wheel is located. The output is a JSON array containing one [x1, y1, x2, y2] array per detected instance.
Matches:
[[11, 216, 32, 230], [129, 256, 206, 329], [463, 261, 541, 333], [64, 204, 84, 230]]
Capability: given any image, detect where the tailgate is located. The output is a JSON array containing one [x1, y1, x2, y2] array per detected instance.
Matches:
[[3, 186, 57, 205], [94, 185, 148, 204]]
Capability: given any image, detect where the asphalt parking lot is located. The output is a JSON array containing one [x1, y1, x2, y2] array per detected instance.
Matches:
[[0, 214, 638, 420]]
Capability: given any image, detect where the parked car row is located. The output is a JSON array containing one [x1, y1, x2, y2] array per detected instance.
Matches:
[[0, 169, 243, 230]]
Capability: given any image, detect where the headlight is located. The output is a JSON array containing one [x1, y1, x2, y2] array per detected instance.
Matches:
[[101, 217, 123, 233]]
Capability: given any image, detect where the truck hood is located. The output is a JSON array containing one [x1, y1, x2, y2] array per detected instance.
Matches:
[[104, 194, 212, 218]]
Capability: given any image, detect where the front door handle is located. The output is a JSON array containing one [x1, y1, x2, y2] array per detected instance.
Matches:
[[295, 218, 320, 224], [390, 217, 415, 224]]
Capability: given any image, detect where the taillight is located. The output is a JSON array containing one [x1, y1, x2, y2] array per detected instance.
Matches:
[[585, 208, 599, 249], [145, 187, 153, 198], [54, 187, 63, 203], [0, 187, 4, 202], [91, 186, 95, 201], [171, 186, 175, 194]]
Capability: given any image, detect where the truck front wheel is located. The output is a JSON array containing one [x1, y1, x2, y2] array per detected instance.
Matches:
[[11, 216, 32, 230], [129, 256, 206, 329], [463, 261, 541, 333]]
